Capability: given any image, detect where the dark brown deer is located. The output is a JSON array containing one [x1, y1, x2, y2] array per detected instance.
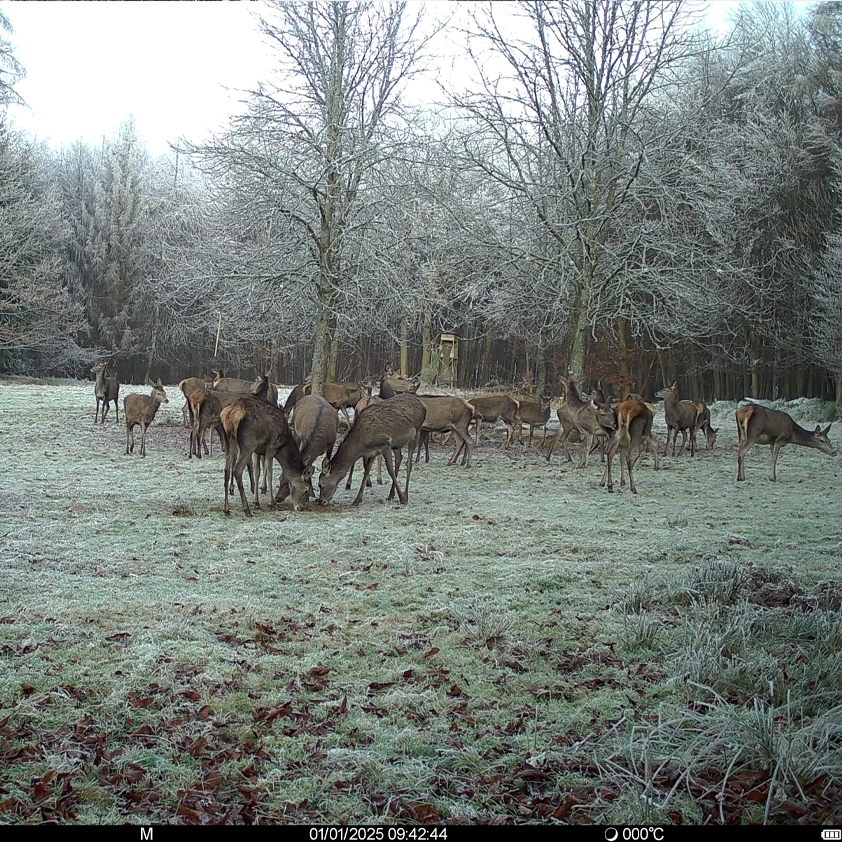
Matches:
[[275, 395, 338, 503], [691, 403, 718, 451], [213, 369, 279, 407], [220, 397, 312, 517], [378, 364, 419, 400], [510, 396, 552, 448], [656, 382, 703, 456], [467, 394, 519, 444], [736, 402, 836, 482], [415, 396, 475, 467], [91, 362, 120, 424], [124, 380, 169, 457], [600, 400, 661, 494], [318, 393, 426, 506]]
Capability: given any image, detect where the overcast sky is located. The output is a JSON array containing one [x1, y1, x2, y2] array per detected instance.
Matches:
[[0, 1, 814, 159]]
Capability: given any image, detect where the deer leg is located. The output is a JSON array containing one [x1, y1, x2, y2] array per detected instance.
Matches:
[[346, 460, 355, 490], [353, 456, 376, 506], [234, 454, 253, 517], [249, 454, 260, 509], [402, 437, 416, 503], [546, 428, 558, 462], [736, 438, 754, 481], [377, 453, 383, 484], [95, 397, 101, 424], [102, 400, 109, 424], [387, 447, 405, 501], [139, 423, 148, 457], [126, 422, 133, 454], [424, 432, 431, 463], [578, 432, 593, 469], [770, 439, 785, 482], [626, 446, 637, 494], [383, 444, 407, 505]]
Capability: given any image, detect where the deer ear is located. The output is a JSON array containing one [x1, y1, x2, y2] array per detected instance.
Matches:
[[823, 424, 832, 436], [385, 364, 394, 375], [302, 465, 315, 482], [815, 424, 822, 434], [321, 458, 331, 476]]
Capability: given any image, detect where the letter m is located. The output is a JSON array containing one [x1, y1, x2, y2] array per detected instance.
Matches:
[[141, 829, 153, 841]]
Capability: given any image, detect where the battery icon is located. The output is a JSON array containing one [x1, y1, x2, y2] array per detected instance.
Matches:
[[821, 831, 841, 840]]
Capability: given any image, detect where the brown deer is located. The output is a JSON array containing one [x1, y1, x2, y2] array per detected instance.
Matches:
[[692, 403, 718, 451], [185, 376, 271, 460], [510, 396, 552, 448], [220, 397, 312, 517], [124, 380, 169, 457], [378, 364, 419, 400], [318, 393, 426, 506], [546, 380, 610, 467], [736, 402, 836, 482], [656, 382, 704, 456], [275, 395, 338, 503], [91, 362, 120, 424], [212, 369, 279, 407], [415, 396, 475, 467], [179, 376, 213, 449], [284, 379, 372, 425], [600, 400, 661, 493], [345, 394, 384, 490], [467, 394, 519, 444]]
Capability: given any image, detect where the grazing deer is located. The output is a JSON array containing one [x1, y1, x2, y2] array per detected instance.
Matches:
[[212, 369, 279, 407], [275, 395, 338, 503], [346, 394, 384, 490], [656, 382, 704, 456], [318, 393, 426, 506], [91, 362, 120, 424], [378, 364, 419, 400], [600, 400, 661, 494], [467, 394, 519, 444], [124, 380, 169, 457], [546, 380, 610, 467], [220, 397, 312, 517], [692, 403, 718, 451], [415, 396, 475, 467], [510, 396, 552, 448], [736, 402, 836, 482]]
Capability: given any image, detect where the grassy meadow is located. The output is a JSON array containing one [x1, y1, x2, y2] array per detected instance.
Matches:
[[1, 380, 841, 825]]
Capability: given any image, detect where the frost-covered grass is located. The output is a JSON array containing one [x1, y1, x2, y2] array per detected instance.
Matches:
[[1, 382, 841, 825]]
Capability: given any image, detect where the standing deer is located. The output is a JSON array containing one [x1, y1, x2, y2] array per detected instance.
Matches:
[[600, 400, 661, 494], [467, 394, 519, 444], [546, 380, 610, 467], [124, 380, 169, 457], [736, 402, 836, 482], [212, 369, 279, 407], [91, 362, 120, 424], [179, 376, 213, 452], [318, 393, 426, 506], [283, 380, 371, 425], [510, 396, 552, 448], [656, 382, 705, 456], [691, 403, 718, 451], [415, 396, 475, 467], [220, 397, 312, 517]]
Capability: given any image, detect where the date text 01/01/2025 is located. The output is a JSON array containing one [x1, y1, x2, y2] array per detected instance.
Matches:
[[310, 830, 448, 841]]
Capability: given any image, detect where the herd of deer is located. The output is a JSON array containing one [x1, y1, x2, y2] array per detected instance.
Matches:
[[89, 361, 837, 516]]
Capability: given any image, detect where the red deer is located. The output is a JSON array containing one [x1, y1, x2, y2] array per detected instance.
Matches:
[[275, 395, 338, 503], [736, 402, 836, 482], [91, 362, 120, 424], [467, 394, 519, 444], [124, 380, 169, 457], [318, 393, 426, 506], [692, 403, 718, 451], [284, 379, 372, 425], [186, 376, 272, 460], [600, 400, 661, 494], [179, 376, 213, 451], [346, 394, 384, 490], [510, 396, 552, 448], [415, 396, 475, 467], [656, 382, 705, 456], [546, 380, 610, 467], [220, 397, 312, 517], [212, 369, 279, 407], [378, 364, 418, 400]]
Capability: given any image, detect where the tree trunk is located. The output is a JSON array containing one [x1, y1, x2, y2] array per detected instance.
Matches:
[[400, 316, 409, 376]]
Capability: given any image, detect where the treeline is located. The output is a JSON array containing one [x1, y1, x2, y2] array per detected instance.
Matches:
[[1, 2, 842, 402]]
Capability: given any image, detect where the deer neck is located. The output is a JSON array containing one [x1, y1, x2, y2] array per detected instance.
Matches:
[[791, 423, 819, 448]]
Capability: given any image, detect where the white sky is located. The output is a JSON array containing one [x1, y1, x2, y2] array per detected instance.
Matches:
[[0, 1, 817, 159]]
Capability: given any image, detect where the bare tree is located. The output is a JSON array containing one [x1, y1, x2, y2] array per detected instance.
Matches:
[[452, 1, 700, 379]]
